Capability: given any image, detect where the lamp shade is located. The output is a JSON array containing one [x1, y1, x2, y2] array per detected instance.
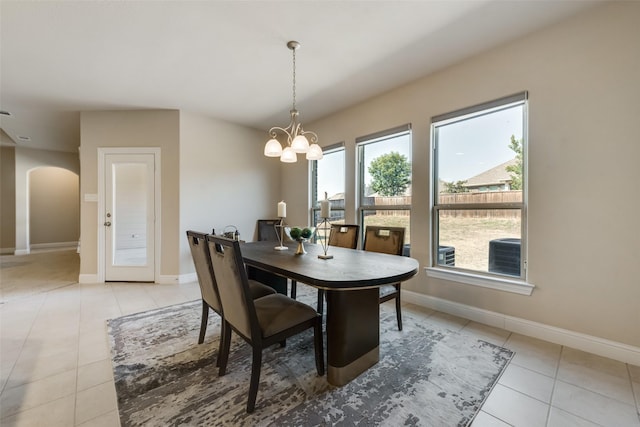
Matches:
[[306, 143, 323, 160], [291, 134, 310, 153], [264, 138, 283, 157], [280, 146, 297, 163]]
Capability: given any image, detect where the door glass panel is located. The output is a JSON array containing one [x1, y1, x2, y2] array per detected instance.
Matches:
[[112, 163, 147, 266]]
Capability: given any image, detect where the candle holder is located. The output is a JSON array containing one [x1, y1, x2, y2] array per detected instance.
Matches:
[[317, 217, 333, 259], [274, 217, 288, 250]]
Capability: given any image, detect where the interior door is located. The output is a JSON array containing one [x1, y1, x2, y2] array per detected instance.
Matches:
[[104, 153, 155, 282]]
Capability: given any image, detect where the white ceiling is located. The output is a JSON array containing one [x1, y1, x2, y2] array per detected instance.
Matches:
[[0, 0, 601, 153]]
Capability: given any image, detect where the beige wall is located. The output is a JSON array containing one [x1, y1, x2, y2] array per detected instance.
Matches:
[[80, 110, 180, 278], [178, 111, 281, 275], [13, 147, 80, 254], [1, 146, 16, 252], [29, 167, 79, 245], [79, 109, 279, 280], [287, 2, 640, 348]]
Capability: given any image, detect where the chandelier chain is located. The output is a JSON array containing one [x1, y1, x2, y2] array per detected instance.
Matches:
[[292, 47, 297, 111]]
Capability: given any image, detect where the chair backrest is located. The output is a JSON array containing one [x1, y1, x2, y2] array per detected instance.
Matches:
[[363, 226, 405, 256], [206, 235, 259, 341], [328, 224, 360, 249], [186, 230, 222, 313], [257, 219, 280, 242]]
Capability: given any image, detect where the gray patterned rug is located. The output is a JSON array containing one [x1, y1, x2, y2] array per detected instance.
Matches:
[[107, 286, 513, 426]]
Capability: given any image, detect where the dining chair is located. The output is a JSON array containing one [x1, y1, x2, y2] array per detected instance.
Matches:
[[363, 225, 406, 331], [316, 224, 361, 314], [206, 234, 324, 413], [256, 219, 280, 242], [328, 224, 360, 249], [254, 219, 292, 296], [186, 231, 276, 364]]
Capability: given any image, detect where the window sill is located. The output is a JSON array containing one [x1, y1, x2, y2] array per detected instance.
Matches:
[[425, 267, 534, 295]]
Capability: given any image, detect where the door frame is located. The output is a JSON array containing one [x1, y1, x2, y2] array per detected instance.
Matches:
[[97, 147, 161, 283]]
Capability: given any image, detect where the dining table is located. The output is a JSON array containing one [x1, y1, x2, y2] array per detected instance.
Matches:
[[240, 240, 419, 386]]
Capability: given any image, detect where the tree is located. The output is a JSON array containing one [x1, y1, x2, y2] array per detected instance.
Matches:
[[368, 152, 411, 196], [505, 135, 523, 190], [443, 180, 468, 193]]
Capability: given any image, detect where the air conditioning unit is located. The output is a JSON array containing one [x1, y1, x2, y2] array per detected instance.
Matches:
[[401, 245, 455, 267], [488, 238, 521, 276], [438, 245, 455, 266]]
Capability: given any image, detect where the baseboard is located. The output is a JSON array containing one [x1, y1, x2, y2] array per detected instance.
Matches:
[[403, 290, 640, 366], [14, 249, 30, 255], [78, 274, 181, 284], [1, 247, 16, 255], [30, 241, 78, 251], [158, 275, 180, 285], [78, 274, 99, 284], [178, 272, 197, 284]]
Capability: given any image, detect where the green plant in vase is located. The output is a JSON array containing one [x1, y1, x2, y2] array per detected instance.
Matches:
[[288, 227, 314, 254]]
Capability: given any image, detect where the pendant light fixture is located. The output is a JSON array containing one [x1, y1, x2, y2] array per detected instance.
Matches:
[[264, 41, 322, 162]]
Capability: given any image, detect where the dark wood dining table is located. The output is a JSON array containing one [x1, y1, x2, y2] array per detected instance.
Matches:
[[240, 240, 419, 386]]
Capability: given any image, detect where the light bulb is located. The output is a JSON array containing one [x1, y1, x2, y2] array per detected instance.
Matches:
[[291, 134, 310, 153], [306, 143, 323, 160], [280, 146, 297, 163], [264, 138, 283, 157]]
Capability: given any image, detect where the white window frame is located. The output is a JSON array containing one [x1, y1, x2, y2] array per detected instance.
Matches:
[[427, 92, 534, 295], [310, 143, 346, 230], [356, 124, 412, 246]]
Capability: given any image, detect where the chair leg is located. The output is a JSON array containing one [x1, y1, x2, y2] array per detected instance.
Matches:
[[247, 347, 263, 413], [216, 319, 225, 367], [290, 280, 297, 299], [313, 319, 325, 376], [218, 321, 232, 376], [316, 289, 325, 315], [395, 285, 402, 331], [198, 301, 209, 344]]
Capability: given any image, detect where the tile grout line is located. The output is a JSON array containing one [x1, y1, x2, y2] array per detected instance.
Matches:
[[544, 344, 564, 426], [626, 364, 640, 423], [0, 293, 46, 397]]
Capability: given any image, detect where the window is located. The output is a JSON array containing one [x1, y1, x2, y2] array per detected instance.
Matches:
[[357, 125, 412, 248], [432, 92, 527, 283], [310, 144, 345, 243]]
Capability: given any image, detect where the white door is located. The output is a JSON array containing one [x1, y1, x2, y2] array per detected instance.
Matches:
[[104, 153, 155, 282]]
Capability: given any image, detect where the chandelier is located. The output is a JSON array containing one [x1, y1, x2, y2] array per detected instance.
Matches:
[[264, 41, 323, 162]]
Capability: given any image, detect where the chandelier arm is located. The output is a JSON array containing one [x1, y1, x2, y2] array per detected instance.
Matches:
[[268, 126, 294, 144], [299, 130, 318, 144]]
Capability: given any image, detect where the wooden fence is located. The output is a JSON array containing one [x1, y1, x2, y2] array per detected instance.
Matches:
[[359, 191, 523, 218], [438, 191, 522, 218]]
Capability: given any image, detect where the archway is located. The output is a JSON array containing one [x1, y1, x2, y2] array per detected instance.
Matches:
[[28, 167, 79, 251]]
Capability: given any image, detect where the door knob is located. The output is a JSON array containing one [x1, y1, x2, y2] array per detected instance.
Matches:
[[104, 221, 111, 226]]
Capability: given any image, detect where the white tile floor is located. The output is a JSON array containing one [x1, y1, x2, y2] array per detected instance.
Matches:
[[1, 280, 639, 426]]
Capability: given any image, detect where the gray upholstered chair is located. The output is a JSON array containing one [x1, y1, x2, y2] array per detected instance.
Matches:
[[363, 225, 406, 330], [315, 224, 361, 314], [257, 219, 280, 242], [186, 231, 275, 364], [258, 219, 299, 298], [206, 235, 324, 413]]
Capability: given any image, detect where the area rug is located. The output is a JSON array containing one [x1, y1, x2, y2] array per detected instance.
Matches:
[[107, 287, 513, 426]]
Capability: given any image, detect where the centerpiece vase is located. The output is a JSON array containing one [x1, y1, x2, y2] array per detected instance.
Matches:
[[295, 239, 307, 255]]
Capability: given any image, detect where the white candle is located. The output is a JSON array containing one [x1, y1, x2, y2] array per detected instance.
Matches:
[[320, 196, 331, 219], [277, 201, 286, 218]]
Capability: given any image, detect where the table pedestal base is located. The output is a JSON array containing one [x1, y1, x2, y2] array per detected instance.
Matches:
[[326, 287, 380, 386]]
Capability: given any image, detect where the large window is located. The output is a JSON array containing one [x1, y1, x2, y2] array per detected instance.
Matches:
[[357, 125, 412, 248], [311, 144, 345, 243], [432, 92, 527, 281]]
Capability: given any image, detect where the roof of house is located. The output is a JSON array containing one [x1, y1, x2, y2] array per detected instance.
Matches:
[[464, 158, 517, 188]]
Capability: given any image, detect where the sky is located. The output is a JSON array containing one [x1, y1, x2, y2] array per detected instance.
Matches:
[[315, 103, 523, 199], [437, 104, 523, 182]]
